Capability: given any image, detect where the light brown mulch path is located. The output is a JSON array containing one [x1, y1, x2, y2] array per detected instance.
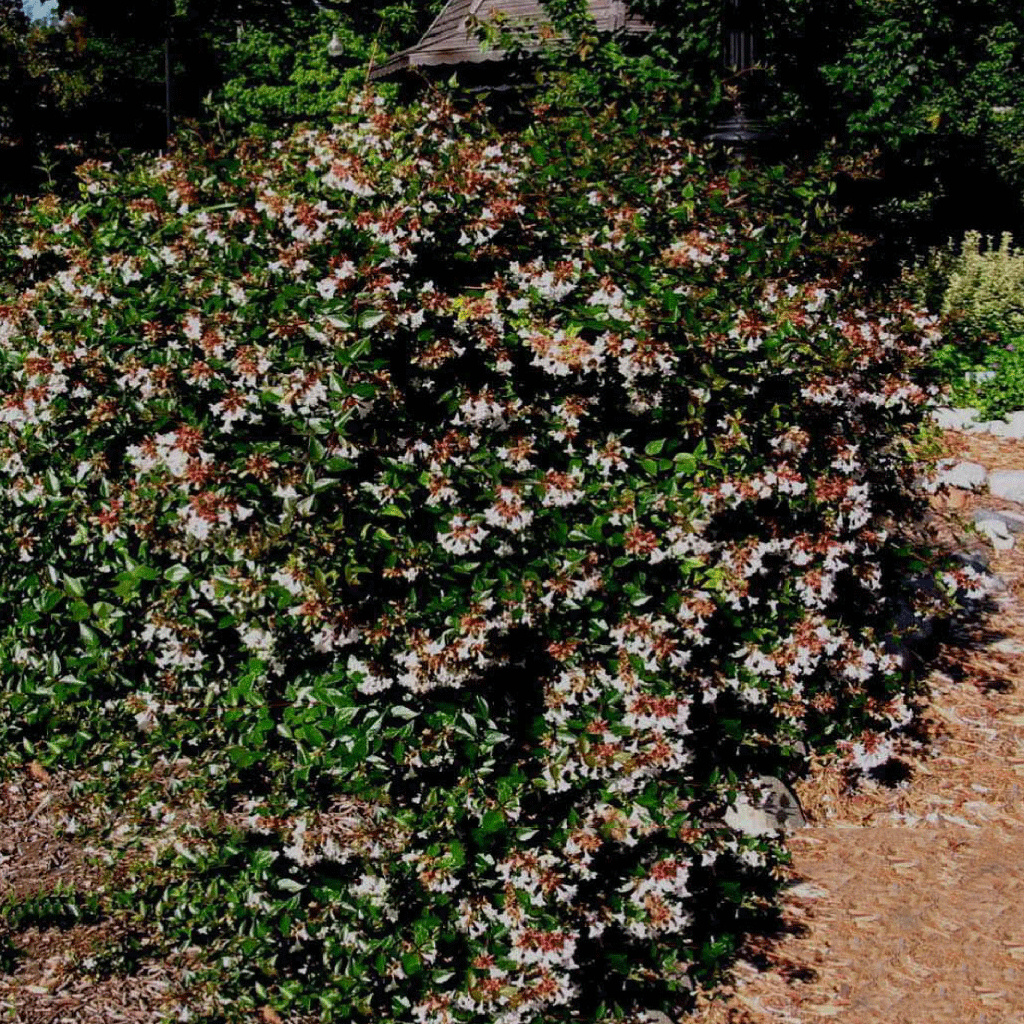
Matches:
[[687, 429, 1024, 1024]]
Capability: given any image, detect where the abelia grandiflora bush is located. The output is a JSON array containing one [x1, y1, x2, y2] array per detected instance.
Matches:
[[0, 91, 953, 1021]]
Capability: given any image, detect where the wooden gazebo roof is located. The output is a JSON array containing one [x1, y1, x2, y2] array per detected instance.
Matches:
[[369, 0, 652, 81]]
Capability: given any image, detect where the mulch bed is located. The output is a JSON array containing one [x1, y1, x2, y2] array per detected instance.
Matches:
[[689, 428, 1024, 1024]]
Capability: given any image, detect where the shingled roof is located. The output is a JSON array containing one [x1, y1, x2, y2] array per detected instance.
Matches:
[[369, 0, 652, 81]]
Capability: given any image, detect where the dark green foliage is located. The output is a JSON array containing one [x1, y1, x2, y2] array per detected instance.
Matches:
[[527, 1, 1024, 263], [0, 0, 38, 192]]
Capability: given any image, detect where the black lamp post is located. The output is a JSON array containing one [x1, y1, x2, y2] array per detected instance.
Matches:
[[164, 31, 173, 140], [163, 0, 174, 141], [706, 0, 779, 156]]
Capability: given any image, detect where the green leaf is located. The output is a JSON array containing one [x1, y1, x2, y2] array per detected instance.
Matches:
[[479, 809, 504, 834], [112, 577, 139, 602], [357, 310, 385, 329], [228, 746, 262, 768], [18, 607, 41, 627], [69, 601, 91, 622], [674, 452, 697, 475], [644, 438, 666, 455]]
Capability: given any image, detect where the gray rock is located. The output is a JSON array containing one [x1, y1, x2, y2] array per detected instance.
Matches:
[[975, 516, 1015, 550], [984, 572, 1011, 594], [907, 571, 940, 596], [988, 410, 1024, 438], [964, 370, 997, 383], [885, 639, 912, 672], [722, 775, 806, 837], [883, 594, 936, 671], [951, 546, 991, 572], [991, 638, 1024, 655], [893, 599, 935, 642], [935, 460, 988, 491], [988, 469, 1024, 503], [785, 881, 831, 899], [931, 407, 982, 430], [974, 509, 1024, 533]]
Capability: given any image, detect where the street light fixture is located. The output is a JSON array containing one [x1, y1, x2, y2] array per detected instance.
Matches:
[[706, 0, 780, 156], [165, 31, 173, 140]]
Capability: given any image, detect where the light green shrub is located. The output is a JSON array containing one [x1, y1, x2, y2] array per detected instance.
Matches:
[[895, 245, 958, 316], [942, 230, 1024, 338], [898, 229, 1024, 417]]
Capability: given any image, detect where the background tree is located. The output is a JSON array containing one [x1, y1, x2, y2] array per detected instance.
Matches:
[[0, 0, 36, 192], [4, 0, 451, 198], [49, 0, 446, 141], [807, 0, 1024, 257], [204, 1, 446, 133], [531, 0, 1024, 271], [8, 0, 1023, 273]]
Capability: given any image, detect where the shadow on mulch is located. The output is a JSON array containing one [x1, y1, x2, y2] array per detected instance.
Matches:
[[688, 483, 1024, 1017]]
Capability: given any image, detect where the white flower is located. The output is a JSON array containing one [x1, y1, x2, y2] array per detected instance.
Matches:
[[135, 708, 158, 733], [183, 313, 203, 340], [272, 567, 304, 595], [316, 277, 338, 300], [438, 514, 488, 555], [484, 487, 533, 533]]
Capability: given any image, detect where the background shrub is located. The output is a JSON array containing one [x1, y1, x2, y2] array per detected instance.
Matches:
[[898, 230, 1024, 417], [0, 91, 950, 1022], [941, 231, 1024, 340]]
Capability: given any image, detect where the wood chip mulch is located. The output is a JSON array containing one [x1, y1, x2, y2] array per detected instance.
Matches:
[[0, 767, 221, 1024], [686, 429, 1024, 1024]]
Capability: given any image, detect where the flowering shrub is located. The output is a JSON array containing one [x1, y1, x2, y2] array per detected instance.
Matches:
[[0, 91, 950, 1021]]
